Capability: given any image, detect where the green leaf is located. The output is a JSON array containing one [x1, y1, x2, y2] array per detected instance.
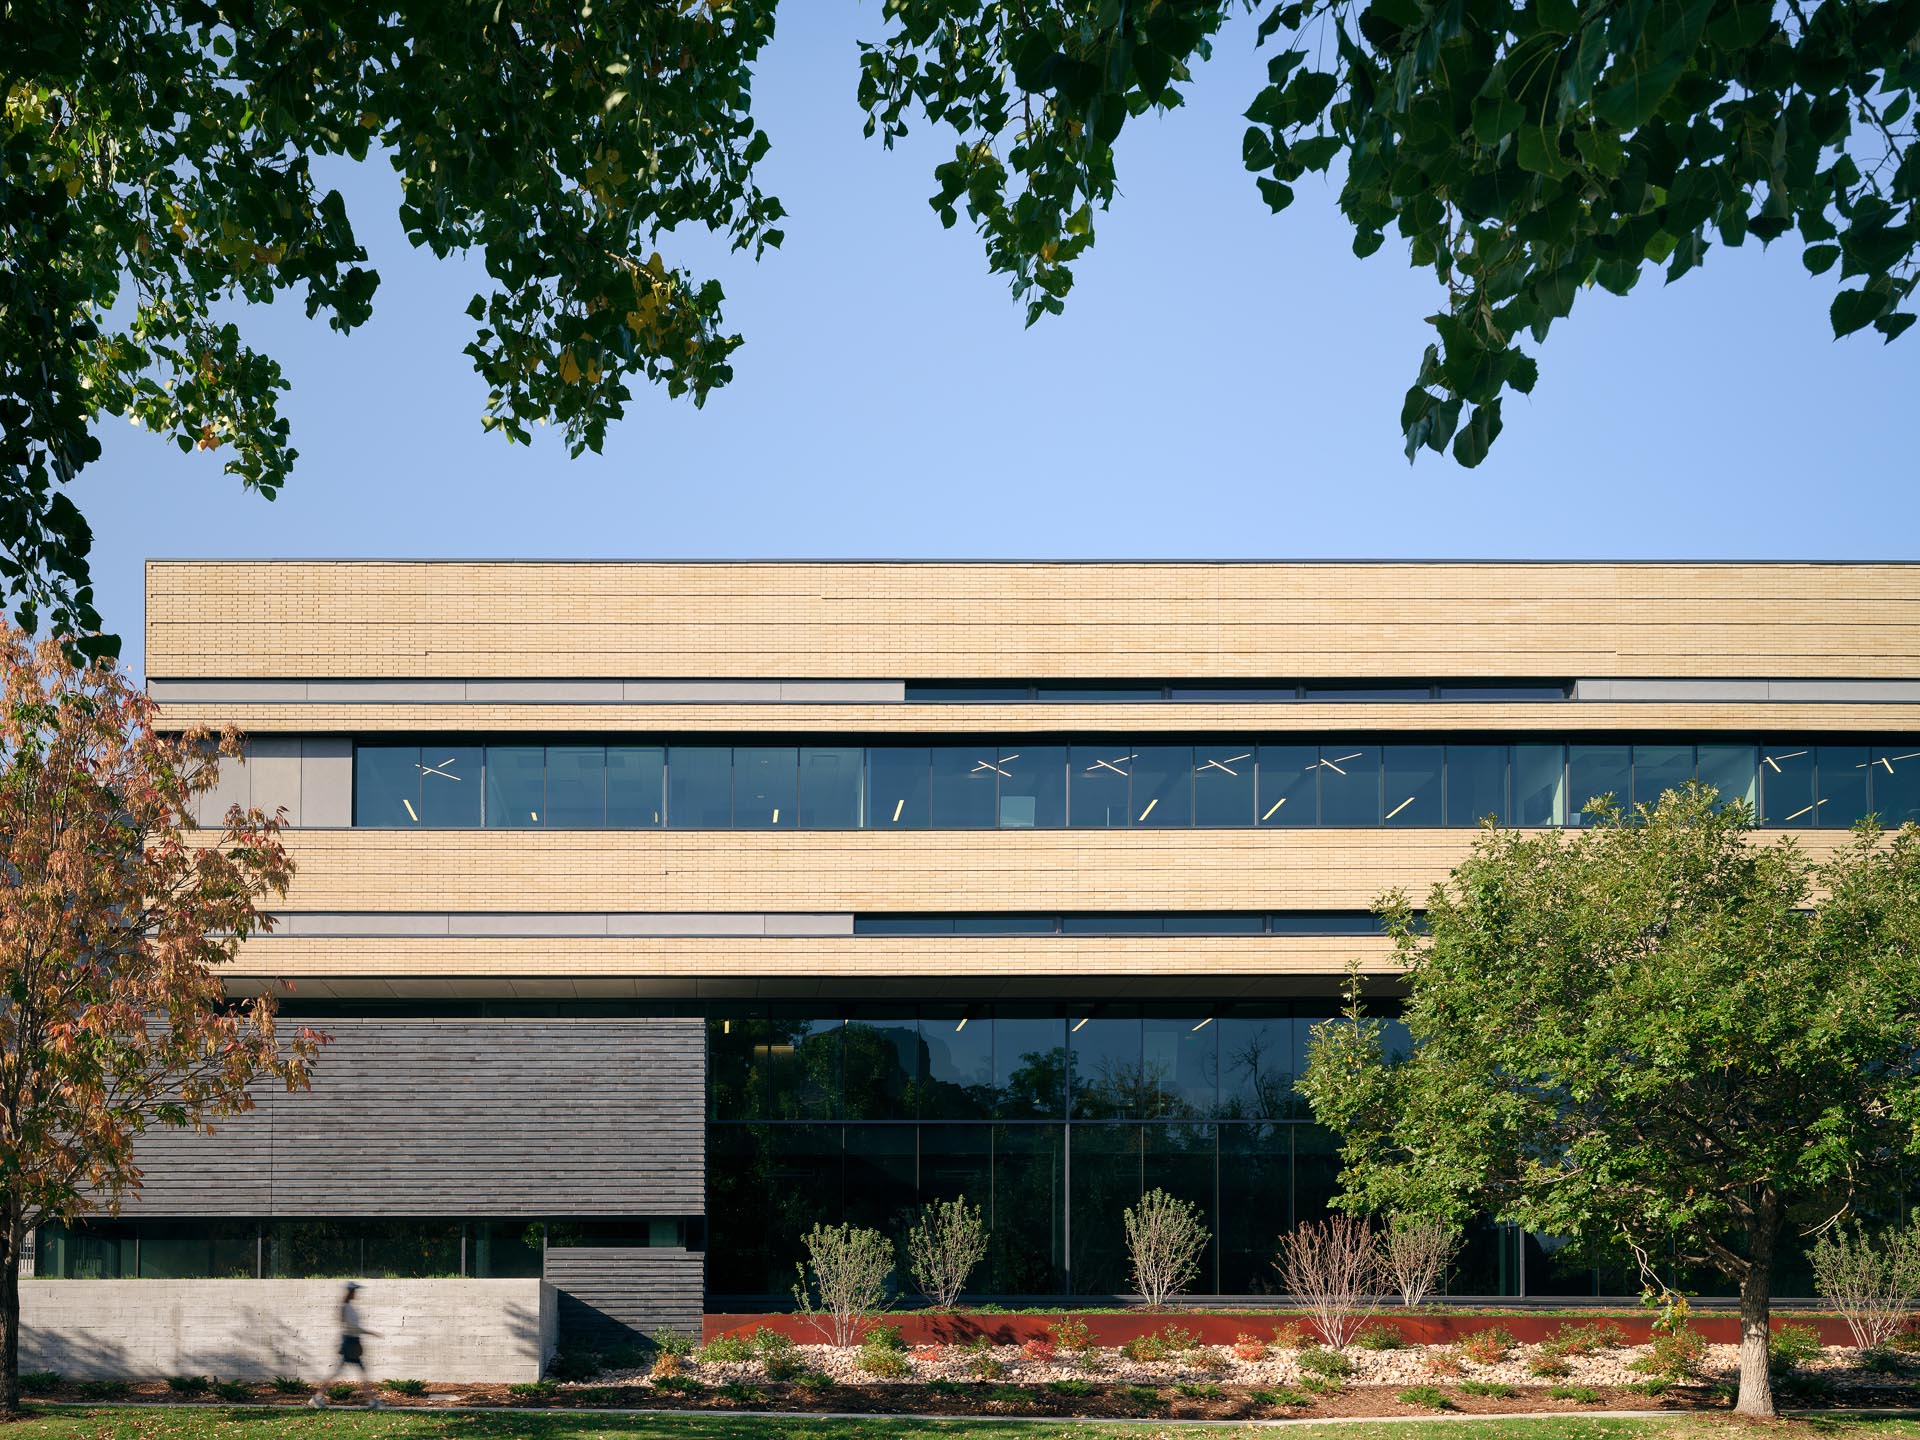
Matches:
[[1257, 177, 1296, 212], [1831, 287, 1888, 338], [1517, 126, 1570, 177], [1874, 311, 1917, 343], [1451, 399, 1503, 467], [1802, 244, 1841, 275]]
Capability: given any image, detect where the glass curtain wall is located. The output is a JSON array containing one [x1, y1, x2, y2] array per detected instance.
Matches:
[[354, 739, 1920, 831]]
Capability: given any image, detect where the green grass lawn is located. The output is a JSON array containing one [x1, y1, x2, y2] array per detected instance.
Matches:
[[6, 1412, 1920, 1440]]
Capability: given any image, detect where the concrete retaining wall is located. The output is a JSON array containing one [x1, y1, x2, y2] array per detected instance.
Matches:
[[21, 1279, 556, 1382]]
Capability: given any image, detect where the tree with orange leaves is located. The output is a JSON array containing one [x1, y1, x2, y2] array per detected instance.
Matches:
[[0, 628, 320, 1414]]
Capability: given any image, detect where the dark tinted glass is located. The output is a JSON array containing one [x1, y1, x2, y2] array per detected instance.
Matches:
[[1130, 746, 1192, 827], [1633, 744, 1694, 810], [1036, 684, 1163, 702], [1062, 914, 1162, 934], [1436, 683, 1569, 700], [1761, 745, 1815, 826], [668, 746, 733, 827], [1069, 1124, 1141, 1293], [952, 913, 1055, 934], [799, 747, 863, 828], [364, 1219, 462, 1278], [418, 746, 482, 827], [1269, 913, 1381, 933], [843, 1018, 919, 1120], [1383, 745, 1442, 826], [1218, 1014, 1297, 1118], [991, 1125, 1064, 1292], [997, 745, 1066, 828], [843, 1126, 916, 1237], [1069, 745, 1132, 828], [545, 746, 605, 827], [919, 1124, 992, 1211], [1874, 746, 1920, 825], [1193, 744, 1255, 826], [606, 745, 665, 827], [1145, 1123, 1217, 1289], [1817, 745, 1870, 827], [1219, 1123, 1291, 1291], [869, 747, 930, 828], [355, 745, 420, 826], [1166, 914, 1264, 934], [906, 684, 1032, 701], [920, 1011, 993, 1119], [1258, 744, 1317, 825], [1446, 745, 1507, 827], [1169, 684, 1298, 701], [734, 746, 797, 829], [1070, 1013, 1141, 1119], [1513, 744, 1565, 825], [1567, 744, 1631, 824], [1317, 745, 1380, 825], [995, 1015, 1066, 1119], [1696, 744, 1756, 812], [1142, 1015, 1218, 1118], [471, 1220, 543, 1278], [484, 745, 544, 828], [708, 1016, 840, 1120], [135, 1219, 258, 1278], [854, 916, 955, 934], [1301, 684, 1431, 700], [929, 745, 999, 828]]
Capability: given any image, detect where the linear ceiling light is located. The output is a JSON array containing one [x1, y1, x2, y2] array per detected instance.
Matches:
[[1072, 1016, 1091, 1032], [892, 798, 905, 823], [1191, 1016, 1214, 1032], [1138, 798, 1159, 822], [770, 808, 779, 824], [1261, 798, 1286, 821], [955, 1017, 968, 1032], [1385, 797, 1414, 821], [402, 798, 419, 823]]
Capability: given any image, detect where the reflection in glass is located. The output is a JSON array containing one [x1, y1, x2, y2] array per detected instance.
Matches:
[[483, 746, 543, 828], [929, 746, 999, 829], [1219, 1124, 1291, 1292], [1761, 745, 1815, 827], [1145, 1124, 1217, 1292], [1218, 1014, 1296, 1119], [1513, 745, 1565, 826], [1383, 745, 1442, 826], [1567, 744, 1631, 824], [1193, 744, 1256, 826], [1069, 1124, 1140, 1293], [995, 1016, 1067, 1119], [843, 1018, 919, 1119], [1069, 745, 1133, 828], [545, 746, 605, 828], [1142, 1014, 1218, 1118], [1070, 1013, 1142, 1119], [1257, 744, 1317, 826], [844, 1126, 917, 1238], [734, 747, 798, 829], [667, 746, 733, 828], [355, 745, 420, 826], [1632, 744, 1694, 810], [920, 1010, 993, 1119], [869, 747, 930, 828], [1873, 746, 1920, 826], [1696, 745, 1756, 812], [1317, 745, 1380, 826], [417, 746, 482, 828], [1816, 746, 1869, 828], [1129, 746, 1192, 827], [1446, 745, 1507, 828], [992, 1125, 1064, 1293], [997, 746, 1066, 828], [799, 747, 864, 828]]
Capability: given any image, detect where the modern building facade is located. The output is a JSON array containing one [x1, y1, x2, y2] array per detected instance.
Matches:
[[36, 560, 1920, 1342]]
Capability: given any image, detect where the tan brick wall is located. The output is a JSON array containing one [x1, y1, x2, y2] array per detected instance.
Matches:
[[148, 561, 1920, 681]]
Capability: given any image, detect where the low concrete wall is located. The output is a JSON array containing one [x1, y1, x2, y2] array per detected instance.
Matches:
[[22, 1279, 556, 1383]]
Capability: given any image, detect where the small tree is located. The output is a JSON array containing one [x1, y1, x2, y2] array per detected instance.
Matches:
[[792, 1222, 894, 1346], [1380, 1215, 1461, 1308], [1810, 1219, 1920, 1350], [1300, 787, 1920, 1419], [0, 630, 320, 1414], [1123, 1188, 1208, 1309], [1275, 1216, 1381, 1349], [906, 1197, 988, 1310]]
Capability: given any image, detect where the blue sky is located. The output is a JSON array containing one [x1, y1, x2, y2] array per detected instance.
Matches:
[[75, 5, 1919, 676]]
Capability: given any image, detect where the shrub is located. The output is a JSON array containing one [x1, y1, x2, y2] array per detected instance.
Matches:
[[545, 1351, 602, 1382], [1272, 1320, 1312, 1349], [383, 1379, 428, 1397], [1121, 1384, 1164, 1409], [1630, 1325, 1709, 1380], [213, 1380, 252, 1402], [1545, 1320, 1628, 1356], [1380, 1215, 1462, 1307], [1424, 1347, 1464, 1376], [167, 1375, 211, 1396], [794, 1371, 835, 1394], [76, 1380, 128, 1400], [925, 1378, 964, 1397], [1121, 1333, 1171, 1363], [1020, 1336, 1056, 1362], [1189, 1347, 1230, 1375], [1770, 1321, 1824, 1372], [1397, 1384, 1456, 1410], [1811, 1218, 1920, 1350], [1175, 1381, 1224, 1398], [1276, 1215, 1381, 1349], [650, 1353, 682, 1381], [1249, 1385, 1313, 1407], [906, 1196, 989, 1310], [1124, 1188, 1210, 1307], [18, 1371, 60, 1395], [649, 1375, 703, 1396], [698, 1333, 754, 1366], [1527, 1355, 1572, 1378], [570, 1387, 623, 1405], [792, 1221, 894, 1347], [1860, 1347, 1909, 1374], [271, 1376, 305, 1395], [966, 1351, 1006, 1382], [717, 1382, 763, 1404], [1049, 1316, 1094, 1354], [1297, 1372, 1343, 1395], [1232, 1333, 1269, 1362], [1047, 1378, 1095, 1396], [1353, 1321, 1405, 1350], [855, 1346, 910, 1378], [649, 1328, 698, 1358], [1778, 1372, 1837, 1402], [1460, 1379, 1517, 1398], [1549, 1384, 1603, 1403], [326, 1383, 357, 1403], [1296, 1346, 1354, 1378], [865, 1324, 906, 1352], [1457, 1326, 1515, 1365], [510, 1379, 560, 1399], [1624, 1378, 1671, 1396], [754, 1332, 804, 1383], [985, 1384, 1025, 1404], [601, 1345, 647, 1372]]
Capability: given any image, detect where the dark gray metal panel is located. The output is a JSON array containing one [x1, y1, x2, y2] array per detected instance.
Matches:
[[542, 1248, 704, 1348], [125, 1019, 705, 1217]]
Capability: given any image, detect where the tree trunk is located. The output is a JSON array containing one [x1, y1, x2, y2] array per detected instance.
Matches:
[[0, 1212, 19, 1418], [1733, 1203, 1779, 1419]]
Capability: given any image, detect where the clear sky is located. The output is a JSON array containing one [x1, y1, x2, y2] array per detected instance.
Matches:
[[73, 5, 1920, 677]]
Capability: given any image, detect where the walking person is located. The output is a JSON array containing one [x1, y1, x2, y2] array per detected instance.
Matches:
[[310, 1282, 384, 1407]]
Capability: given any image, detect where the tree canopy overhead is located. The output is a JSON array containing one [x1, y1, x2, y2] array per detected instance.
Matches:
[[1298, 787, 1920, 1417], [5, 0, 1915, 649]]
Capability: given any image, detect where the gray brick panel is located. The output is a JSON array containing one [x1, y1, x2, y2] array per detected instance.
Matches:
[[125, 1019, 705, 1216], [542, 1248, 704, 1347]]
